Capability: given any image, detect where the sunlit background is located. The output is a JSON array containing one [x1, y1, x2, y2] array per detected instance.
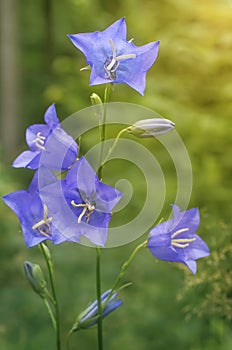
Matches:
[[0, 0, 232, 349]]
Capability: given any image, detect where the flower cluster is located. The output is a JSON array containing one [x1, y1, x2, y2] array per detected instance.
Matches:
[[2, 17, 210, 341], [3, 104, 122, 247]]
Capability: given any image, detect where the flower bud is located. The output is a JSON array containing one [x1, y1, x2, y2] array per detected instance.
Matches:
[[71, 289, 122, 331], [90, 93, 102, 106], [24, 261, 47, 298], [129, 118, 175, 138]]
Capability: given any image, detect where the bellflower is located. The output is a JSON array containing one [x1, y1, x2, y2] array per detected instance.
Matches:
[[68, 18, 160, 95], [2, 171, 65, 247], [75, 289, 122, 330], [40, 157, 123, 246], [128, 118, 175, 138], [148, 205, 210, 274], [12, 104, 78, 170]]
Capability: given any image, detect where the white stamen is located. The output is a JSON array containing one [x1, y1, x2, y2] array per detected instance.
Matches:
[[105, 38, 136, 80], [33, 132, 46, 151], [172, 242, 190, 248], [78, 206, 88, 224], [71, 200, 95, 224], [171, 227, 189, 239], [32, 205, 52, 237], [171, 237, 196, 249]]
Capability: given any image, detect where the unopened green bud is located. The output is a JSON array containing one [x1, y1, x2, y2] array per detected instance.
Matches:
[[24, 261, 47, 298], [128, 118, 175, 138], [90, 93, 102, 106]]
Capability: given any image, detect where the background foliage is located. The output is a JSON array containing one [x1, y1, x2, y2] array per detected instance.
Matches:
[[0, 0, 232, 349]]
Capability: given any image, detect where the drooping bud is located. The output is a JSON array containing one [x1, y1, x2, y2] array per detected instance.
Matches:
[[24, 261, 48, 298], [128, 118, 175, 138]]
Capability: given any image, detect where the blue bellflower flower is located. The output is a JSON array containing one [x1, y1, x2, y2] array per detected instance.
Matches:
[[2, 171, 65, 247], [68, 18, 160, 95], [77, 289, 122, 329], [148, 205, 210, 274], [40, 157, 123, 246], [12, 104, 78, 170]]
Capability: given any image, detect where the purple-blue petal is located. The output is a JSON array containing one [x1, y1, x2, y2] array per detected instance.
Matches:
[[148, 205, 210, 273], [2, 190, 48, 247], [44, 104, 60, 128], [68, 18, 159, 95], [12, 150, 41, 169], [39, 127, 78, 171], [26, 124, 50, 150]]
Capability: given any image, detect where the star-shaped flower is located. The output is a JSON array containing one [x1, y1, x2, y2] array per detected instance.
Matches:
[[2, 171, 65, 247], [68, 18, 160, 95], [12, 104, 78, 170], [148, 205, 210, 274], [40, 157, 123, 246]]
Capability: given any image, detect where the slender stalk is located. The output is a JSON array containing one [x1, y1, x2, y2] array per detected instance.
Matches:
[[104, 241, 147, 306], [66, 330, 72, 350], [95, 84, 111, 350], [43, 298, 57, 331], [40, 243, 61, 350], [98, 84, 111, 180], [101, 127, 129, 169], [96, 247, 103, 350]]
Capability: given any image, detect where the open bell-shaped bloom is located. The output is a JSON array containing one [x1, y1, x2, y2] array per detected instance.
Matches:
[[40, 157, 123, 246], [148, 205, 210, 274], [68, 18, 160, 95], [12, 104, 78, 170], [2, 171, 65, 247]]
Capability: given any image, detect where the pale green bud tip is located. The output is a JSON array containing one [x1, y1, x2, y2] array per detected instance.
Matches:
[[90, 93, 102, 105], [24, 261, 47, 297], [129, 118, 175, 138]]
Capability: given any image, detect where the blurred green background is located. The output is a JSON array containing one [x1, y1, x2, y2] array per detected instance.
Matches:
[[0, 0, 232, 349]]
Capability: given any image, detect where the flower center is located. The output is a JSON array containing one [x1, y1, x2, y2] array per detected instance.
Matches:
[[71, 200, 95, 224], [32, 205, 52, 238], [33, 132, 46, 151], [104, 39, 136, 80], [171, 228, 196, 248]]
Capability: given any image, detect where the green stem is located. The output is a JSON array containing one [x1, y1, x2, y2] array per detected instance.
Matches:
[[40, 243, 61, 350], [98, 84, 111, 180], [43, 298, 57, 331], [95, 84, 111, 350], [96, 247, 103, 350], [105, 241, 147, 306], [66, 330, 72, 350], [101, 127, 129, 169]]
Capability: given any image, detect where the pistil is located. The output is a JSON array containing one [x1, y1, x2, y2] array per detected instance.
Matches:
[[104, 39, 136, 80], [71, 200, 95, 224]]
